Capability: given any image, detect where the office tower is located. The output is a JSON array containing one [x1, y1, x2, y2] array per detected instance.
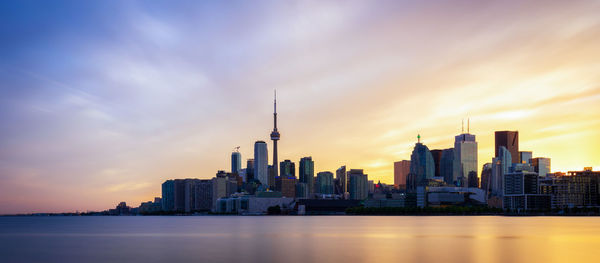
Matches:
[[316, 171, 334, 195], [530, 157, 551, 177], [336, 165, 347, 193], [254, 141, 268, 186], [231, 151, 241, 174], [480, 163, 492, 193], [430, 150, 443, 178], [453, 133, 478, 187], [299, 157, 315, 196], [491, 146, 512, 197], [495, 131, 519, 164], [348, 169, 368, 200], [409, 135, 435, 186], [246, 159, 255, 182], [519, 151, 532, 164], [393, 160, 410, 189], [440, 148, 455, 185], [270, 90, 280, 183], [268, 165, 275, 189], [280, 159, 295, 177]]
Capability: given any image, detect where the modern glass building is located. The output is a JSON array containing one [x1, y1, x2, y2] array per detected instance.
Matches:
[[246, 159, 255, 182], [316, 171, 334, 195], [440, 148, 454, 185], [409, 141, 435, 185], [393, 160, 410, 189], [231, 151, 241, 174], [254, 141, 268, 186], [453, 133, 478, 187], [299, 157, 315, 195]]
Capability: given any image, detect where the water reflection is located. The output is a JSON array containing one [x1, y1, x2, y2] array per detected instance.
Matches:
[[1, 216, 599, 263]]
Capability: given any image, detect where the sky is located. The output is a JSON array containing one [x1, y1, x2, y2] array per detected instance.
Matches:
[[1, 0, 599, 214]]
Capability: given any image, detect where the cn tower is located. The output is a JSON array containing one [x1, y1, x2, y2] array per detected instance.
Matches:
[[270, 90, 280, 187]]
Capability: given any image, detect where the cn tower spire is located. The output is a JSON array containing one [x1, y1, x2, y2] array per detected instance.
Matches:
[[270, 89, 280, 188]]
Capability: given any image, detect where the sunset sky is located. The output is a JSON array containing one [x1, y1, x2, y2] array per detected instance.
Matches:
[[1, 0, 599, 214]]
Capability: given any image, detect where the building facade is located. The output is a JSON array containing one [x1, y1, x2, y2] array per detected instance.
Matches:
[[348, 169, 368, 200], [453, 133, 478, 187], [254, 141, 269, 186], [299, 157, 315, 196], [495, 131, 519, 164], [394, 160, 410, 189], [410, 141, 435, 186]]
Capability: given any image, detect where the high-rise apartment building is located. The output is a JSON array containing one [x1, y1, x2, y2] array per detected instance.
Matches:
[[348, 169, 368, 200], [231, 151, 241, 174], [336, 165, 347, 194], [530, 157, 551, 177], [280, 160, 295, 177], [254, 141, 268, 186], [299, 157, 315, 196]]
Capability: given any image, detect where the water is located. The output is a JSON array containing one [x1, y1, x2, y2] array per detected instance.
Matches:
[[1, 216, 599, 263]]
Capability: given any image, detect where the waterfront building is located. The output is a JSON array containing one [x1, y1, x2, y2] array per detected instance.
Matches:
[[394, 160, 410, 190], [316, 171, 334, 195], [231, 151, 241, 174], [468, 171, 478, 188], [503, 170, 550, 211], [545, 169, 600, 208], [215, 195, 295, 215], [348, 169, 368, 200], [409, 135, 435, 186], [254, 141, 269, 186], [161, 179, 186, 212], [530, 157, 551, 177], [299, 157, 315, 196], [195, 179, 213, 211], [495, 131, 519, 164], [280, 160, 295, 177]]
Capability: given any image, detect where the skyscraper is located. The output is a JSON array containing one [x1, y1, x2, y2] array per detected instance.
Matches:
[[299, 157, 315, 196], [409, 135, 435, 186], [254, 141, 268, 186], [440, 148, 455, 185], [453, 133, 478, 187], [393, 160, 410, 189], [280, 159, 295, 178], [231, 151, 241, 174], [495, 131, 519, 164], [316, 171, 334, 195], [270, 90, 280, 185], [348, 169, 368, 200]]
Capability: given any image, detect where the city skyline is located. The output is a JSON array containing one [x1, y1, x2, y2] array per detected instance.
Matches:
[[1, 1, 600, 214]]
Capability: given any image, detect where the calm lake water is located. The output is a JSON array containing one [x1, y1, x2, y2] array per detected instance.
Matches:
[[1, 216, 600, 263]]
